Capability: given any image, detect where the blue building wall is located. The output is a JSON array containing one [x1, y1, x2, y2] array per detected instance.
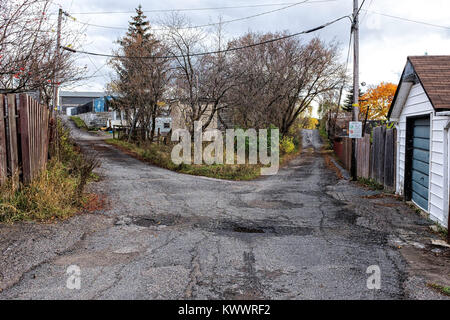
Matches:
[[93, 96, 112, 113]]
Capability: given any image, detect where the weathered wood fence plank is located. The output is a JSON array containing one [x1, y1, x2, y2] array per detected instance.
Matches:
[[334, 126, 397, 190], [19, 95, 31, 183], [0, 95, 7, 183], [0, 94, 49, 185], [384, 128, 396, 190], [356, 134, 371, 178], [7, 95, 19, 178]]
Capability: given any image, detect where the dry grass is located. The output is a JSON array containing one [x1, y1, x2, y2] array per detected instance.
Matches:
[[0, 122, 99, 223], [323, 154, 344, 179], [0, 161, 80, 222], [106, 136, 300, 181], [105, 139, 262, 181]]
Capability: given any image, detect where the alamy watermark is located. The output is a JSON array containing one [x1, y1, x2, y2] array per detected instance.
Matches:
[[171, 121, 280, 175], [66, 265, 81, 290], [366, 265, 381, 290]]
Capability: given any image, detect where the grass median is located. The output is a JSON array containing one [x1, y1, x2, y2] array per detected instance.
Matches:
[[105, 135, 301, 181], [105, 139, 262, 181], [69, 116, 88, 130]]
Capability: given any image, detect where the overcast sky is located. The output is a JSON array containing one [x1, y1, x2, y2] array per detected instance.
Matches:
[[54, 0, 450, 93]]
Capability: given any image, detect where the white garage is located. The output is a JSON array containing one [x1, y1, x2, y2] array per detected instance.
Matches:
[[389, 55, 450, 230]]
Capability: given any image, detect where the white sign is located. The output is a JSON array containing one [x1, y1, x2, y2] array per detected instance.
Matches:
[[349, 122, 363, 139]]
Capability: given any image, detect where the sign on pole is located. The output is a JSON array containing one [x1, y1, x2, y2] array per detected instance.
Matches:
[[349, 121, 363, 139]]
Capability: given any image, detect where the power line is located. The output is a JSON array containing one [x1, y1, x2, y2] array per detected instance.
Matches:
[[65, 0, 334, 31], [65, 0, 336, 15], [363, 9, 450, 30], [336, 29, 353, 108], [66, 1, 309, 31], [356, 0, 366, 17], [360, 0, 373, 23], [85, 54, 109, 82], [62, 15, 351, 59]]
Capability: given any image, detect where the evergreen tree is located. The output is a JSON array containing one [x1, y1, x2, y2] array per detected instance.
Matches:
[[127, 5, 151, 40], [342, 88, 363, 112], [109, 5, 170, 142]]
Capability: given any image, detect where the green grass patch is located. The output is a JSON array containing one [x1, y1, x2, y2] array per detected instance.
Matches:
[[0, 122, 99, 223], [70, 116, 88, 130], [358, 177, 384, 191], [105, 139, 266, 181], [431, 223, 448, 239], [428, 284, 450, 297]]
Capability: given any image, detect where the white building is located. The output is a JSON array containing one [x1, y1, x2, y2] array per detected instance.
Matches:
[[389, 56, 450, 229]]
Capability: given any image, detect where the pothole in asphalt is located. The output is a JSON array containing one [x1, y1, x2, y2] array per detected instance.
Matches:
[[215, 221, 313, 236], [122, 214, 313, 237], [132, 215, 185, 227], [233, 226, 265, 234], [115, 214, 187, 227], [235, 199, 304, 209]]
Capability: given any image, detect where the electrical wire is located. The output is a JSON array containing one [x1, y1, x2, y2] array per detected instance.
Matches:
[[360, 0, 373, 24], [61, 15, 351, 59], [85, 54, 109, 82], [64, 0, 320, 31], [356, 0, 367, 18], [336, 29, 353, 108], [362, 9, 450, 30], [66, 1, 337, 15]]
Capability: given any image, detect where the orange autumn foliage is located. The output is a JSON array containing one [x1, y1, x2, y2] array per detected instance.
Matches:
[[360, 82, 398, 120]]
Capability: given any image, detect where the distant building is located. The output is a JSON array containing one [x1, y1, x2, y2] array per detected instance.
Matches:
[[59, 91, 105, 113]]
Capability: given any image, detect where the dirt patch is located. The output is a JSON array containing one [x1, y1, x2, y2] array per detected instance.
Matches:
[[83, 194, 108, 213], [323, 154, 344, 180], [361, 194, 398, 200], [401, 245, 450, 293]]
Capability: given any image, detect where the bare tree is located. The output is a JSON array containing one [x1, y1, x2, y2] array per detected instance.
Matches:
[[163, 14, 234, 135], [226, 34, 346, 135], [0, 0, 84, 104]]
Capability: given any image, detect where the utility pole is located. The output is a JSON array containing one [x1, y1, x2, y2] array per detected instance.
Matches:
[[52, 8, 63, 118], [351, 0, 360, 181]]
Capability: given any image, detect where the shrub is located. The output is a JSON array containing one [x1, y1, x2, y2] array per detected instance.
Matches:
[[0, 122, 99, 223], [280, 136, 295, 154]]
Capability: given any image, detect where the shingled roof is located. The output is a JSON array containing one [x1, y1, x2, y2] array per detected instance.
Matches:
[[408, 55, 450, 110]]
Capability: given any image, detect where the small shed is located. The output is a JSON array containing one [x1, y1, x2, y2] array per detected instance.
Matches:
[[389, 56, 450, 229]]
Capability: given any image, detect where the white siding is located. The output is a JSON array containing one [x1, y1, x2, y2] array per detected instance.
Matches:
[[395, 83, 448, 227]]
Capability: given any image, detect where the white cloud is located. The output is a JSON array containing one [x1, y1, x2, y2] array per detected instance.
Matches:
[[55, 0, 450, 92]]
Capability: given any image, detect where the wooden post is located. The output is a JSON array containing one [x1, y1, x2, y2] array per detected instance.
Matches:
[[0, 95, 7, 183], [19, 95, 31, 183], [384, 128, 396, 190], [7, 95, 19, 180], [351, 0, 360, 181]]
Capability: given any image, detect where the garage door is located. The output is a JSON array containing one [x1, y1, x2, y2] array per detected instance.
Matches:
[[411, 117, 430, 211]]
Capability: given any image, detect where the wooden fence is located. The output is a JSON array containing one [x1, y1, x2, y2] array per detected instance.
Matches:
[[0, 94, 49, 184], [333, 127, 397, 190]]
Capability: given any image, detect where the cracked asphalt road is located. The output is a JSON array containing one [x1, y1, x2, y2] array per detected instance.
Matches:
[[0, 126, 448, 300]]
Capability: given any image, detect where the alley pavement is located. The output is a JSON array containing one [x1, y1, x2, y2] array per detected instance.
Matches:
[[0, 125, 448, 299]]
